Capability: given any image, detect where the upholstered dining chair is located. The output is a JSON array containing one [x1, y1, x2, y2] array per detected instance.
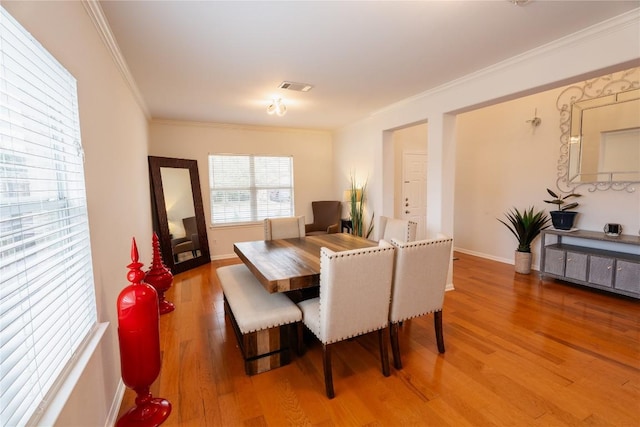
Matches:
[[297, 242, 396, 398], [388, 235, 453, 369], [305, 201, 341, 236], [379, 216, 417, 242], [264, 216, 306, 240]]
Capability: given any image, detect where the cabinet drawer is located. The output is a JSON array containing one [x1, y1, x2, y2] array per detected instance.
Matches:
[[565, 251, 588, 281], [588, 255, 614, 287], [544, 248, 565, 276], [540, 230, 639, 299], [614, 260, 640, 294]]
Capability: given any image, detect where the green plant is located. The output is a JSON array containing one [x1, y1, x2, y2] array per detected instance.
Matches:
[[544, 188, 581, 211], [498, 207, 551, 253], [348, 176, 374, 238]]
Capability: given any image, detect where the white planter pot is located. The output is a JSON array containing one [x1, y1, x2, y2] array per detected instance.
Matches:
[[514, 251, 532, 274]]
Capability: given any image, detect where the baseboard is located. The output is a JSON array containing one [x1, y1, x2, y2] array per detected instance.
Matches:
[[104, 379, 126, 427], [453, 247, 540, 271], [211, 253, 239, 261]]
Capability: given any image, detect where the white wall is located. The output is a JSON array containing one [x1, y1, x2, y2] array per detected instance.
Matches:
[[3, 1, 152, 426], [333, 9, 640, 265], [149, 120, 333, 258], [455, 76, 640, 269]]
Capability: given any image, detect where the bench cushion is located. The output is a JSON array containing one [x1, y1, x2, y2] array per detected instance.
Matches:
[[217, 264, 302, 334]]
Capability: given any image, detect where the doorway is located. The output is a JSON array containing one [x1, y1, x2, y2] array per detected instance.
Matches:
[[389, 122, 428, 240], [402, 152, 427, 239]]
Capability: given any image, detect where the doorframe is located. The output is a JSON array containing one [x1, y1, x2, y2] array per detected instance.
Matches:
[[381, 121, 429, 240]]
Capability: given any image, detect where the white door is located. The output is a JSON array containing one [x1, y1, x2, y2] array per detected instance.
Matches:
[[402, 153, 427, 239]]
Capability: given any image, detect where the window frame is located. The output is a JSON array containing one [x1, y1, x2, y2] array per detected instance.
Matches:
[[208, 154, 295, 226]]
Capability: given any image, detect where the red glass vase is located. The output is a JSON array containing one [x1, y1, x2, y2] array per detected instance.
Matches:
[[116, 238, 171, 427], [145, 233, 175, 314]]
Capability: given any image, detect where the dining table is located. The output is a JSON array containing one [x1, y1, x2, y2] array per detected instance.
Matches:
[[233, 233, 377, 293]]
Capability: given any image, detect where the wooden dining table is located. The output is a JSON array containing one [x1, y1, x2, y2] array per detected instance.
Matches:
[[234, 233, 377, 293]]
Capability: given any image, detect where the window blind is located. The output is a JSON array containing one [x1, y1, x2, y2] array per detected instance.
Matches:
[[0, 7, 98, 426], [208, 154, 294, 224]]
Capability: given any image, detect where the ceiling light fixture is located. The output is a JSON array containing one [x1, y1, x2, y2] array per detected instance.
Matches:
[[508, 0, 532, 5], [267, 98, 287, 116]]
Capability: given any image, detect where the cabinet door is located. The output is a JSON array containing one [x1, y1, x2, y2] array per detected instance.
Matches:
[[588, 255, 614, 287], [614, 260, 640, 294], [565, 251, 588, 281], [544, 248, 565, 276]]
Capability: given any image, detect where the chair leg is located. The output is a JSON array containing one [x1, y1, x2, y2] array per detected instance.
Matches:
[[390, 322, 402, 370], [378, 328, 391, 377], [296, 322, 304, 356], [322, 343, 335, 399], [434, 310, 445, 353]]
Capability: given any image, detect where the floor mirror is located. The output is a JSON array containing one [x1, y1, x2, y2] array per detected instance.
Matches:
[[148, 156, 211, 274]]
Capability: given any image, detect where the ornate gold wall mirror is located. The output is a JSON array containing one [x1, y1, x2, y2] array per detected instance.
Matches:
[[556, 67, 640, 192], [148, 156, 210, 274]]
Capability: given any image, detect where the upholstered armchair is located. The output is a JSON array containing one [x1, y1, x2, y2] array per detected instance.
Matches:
[[264, 216, 306, 240], [304, 201, 341, 236], [171, 216, 200, 261], [379, 216, 417, 242], [388, 235, 453, 369], [297, 241, 395, 398]]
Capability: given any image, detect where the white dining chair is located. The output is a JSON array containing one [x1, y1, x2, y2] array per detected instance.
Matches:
[[264, 216, 306, 240], [297, 241, 396, 398], [379, 216, 417, 242], [388, 235, 453, 369]]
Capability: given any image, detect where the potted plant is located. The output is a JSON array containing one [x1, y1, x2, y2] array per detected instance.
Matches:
[[544, 188, 581, 230], [498, 207, 551, 274], [348, 176, 374, 238]]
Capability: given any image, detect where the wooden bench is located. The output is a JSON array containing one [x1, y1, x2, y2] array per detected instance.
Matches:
[[217, 264, 302, 375]]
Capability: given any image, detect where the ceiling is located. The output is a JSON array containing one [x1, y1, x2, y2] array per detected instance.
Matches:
[[98, 1, 639, 130]]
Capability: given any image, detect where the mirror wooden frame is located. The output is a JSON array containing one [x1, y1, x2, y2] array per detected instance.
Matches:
[[148, 156, 211, 274]]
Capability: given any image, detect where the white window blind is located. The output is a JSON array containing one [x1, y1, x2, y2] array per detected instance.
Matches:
[[209, 154, 294, 224], [0, 7, 98, 426]]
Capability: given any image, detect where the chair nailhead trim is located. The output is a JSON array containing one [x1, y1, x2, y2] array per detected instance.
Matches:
[[323, 246, 394, 259]]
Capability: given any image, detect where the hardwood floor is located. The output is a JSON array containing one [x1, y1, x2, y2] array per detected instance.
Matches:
[[117, 252, 639, 426]]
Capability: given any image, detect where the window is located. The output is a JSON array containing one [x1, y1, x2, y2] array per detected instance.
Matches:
[[208, 154, 294, 224], [0, 7, 98, 426]]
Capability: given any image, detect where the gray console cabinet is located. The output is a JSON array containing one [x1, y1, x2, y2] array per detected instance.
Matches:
[[540, 229, 640, 299]]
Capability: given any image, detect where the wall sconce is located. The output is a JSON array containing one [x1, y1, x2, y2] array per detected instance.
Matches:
[[527, 108, 542, 127], [267, 98, 287, 116]]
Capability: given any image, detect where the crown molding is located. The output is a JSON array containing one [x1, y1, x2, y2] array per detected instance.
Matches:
[[151, 118, 332, 135], [371, 8, 640, 117], [81, 0, 150, 119]]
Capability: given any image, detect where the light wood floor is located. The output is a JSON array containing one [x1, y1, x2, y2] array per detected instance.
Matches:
[[118, 252, 639, 426]]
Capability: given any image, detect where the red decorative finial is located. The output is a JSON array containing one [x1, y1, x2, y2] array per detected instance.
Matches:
[[127, 237, 145, 285], [145, 233, 175, 314]]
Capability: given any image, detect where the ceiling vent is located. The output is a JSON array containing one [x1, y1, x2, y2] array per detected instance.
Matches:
[[278, 81, 314, 92]]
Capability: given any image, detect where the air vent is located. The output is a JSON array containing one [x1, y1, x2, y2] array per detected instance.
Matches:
[[278, 81, 314, 92]]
